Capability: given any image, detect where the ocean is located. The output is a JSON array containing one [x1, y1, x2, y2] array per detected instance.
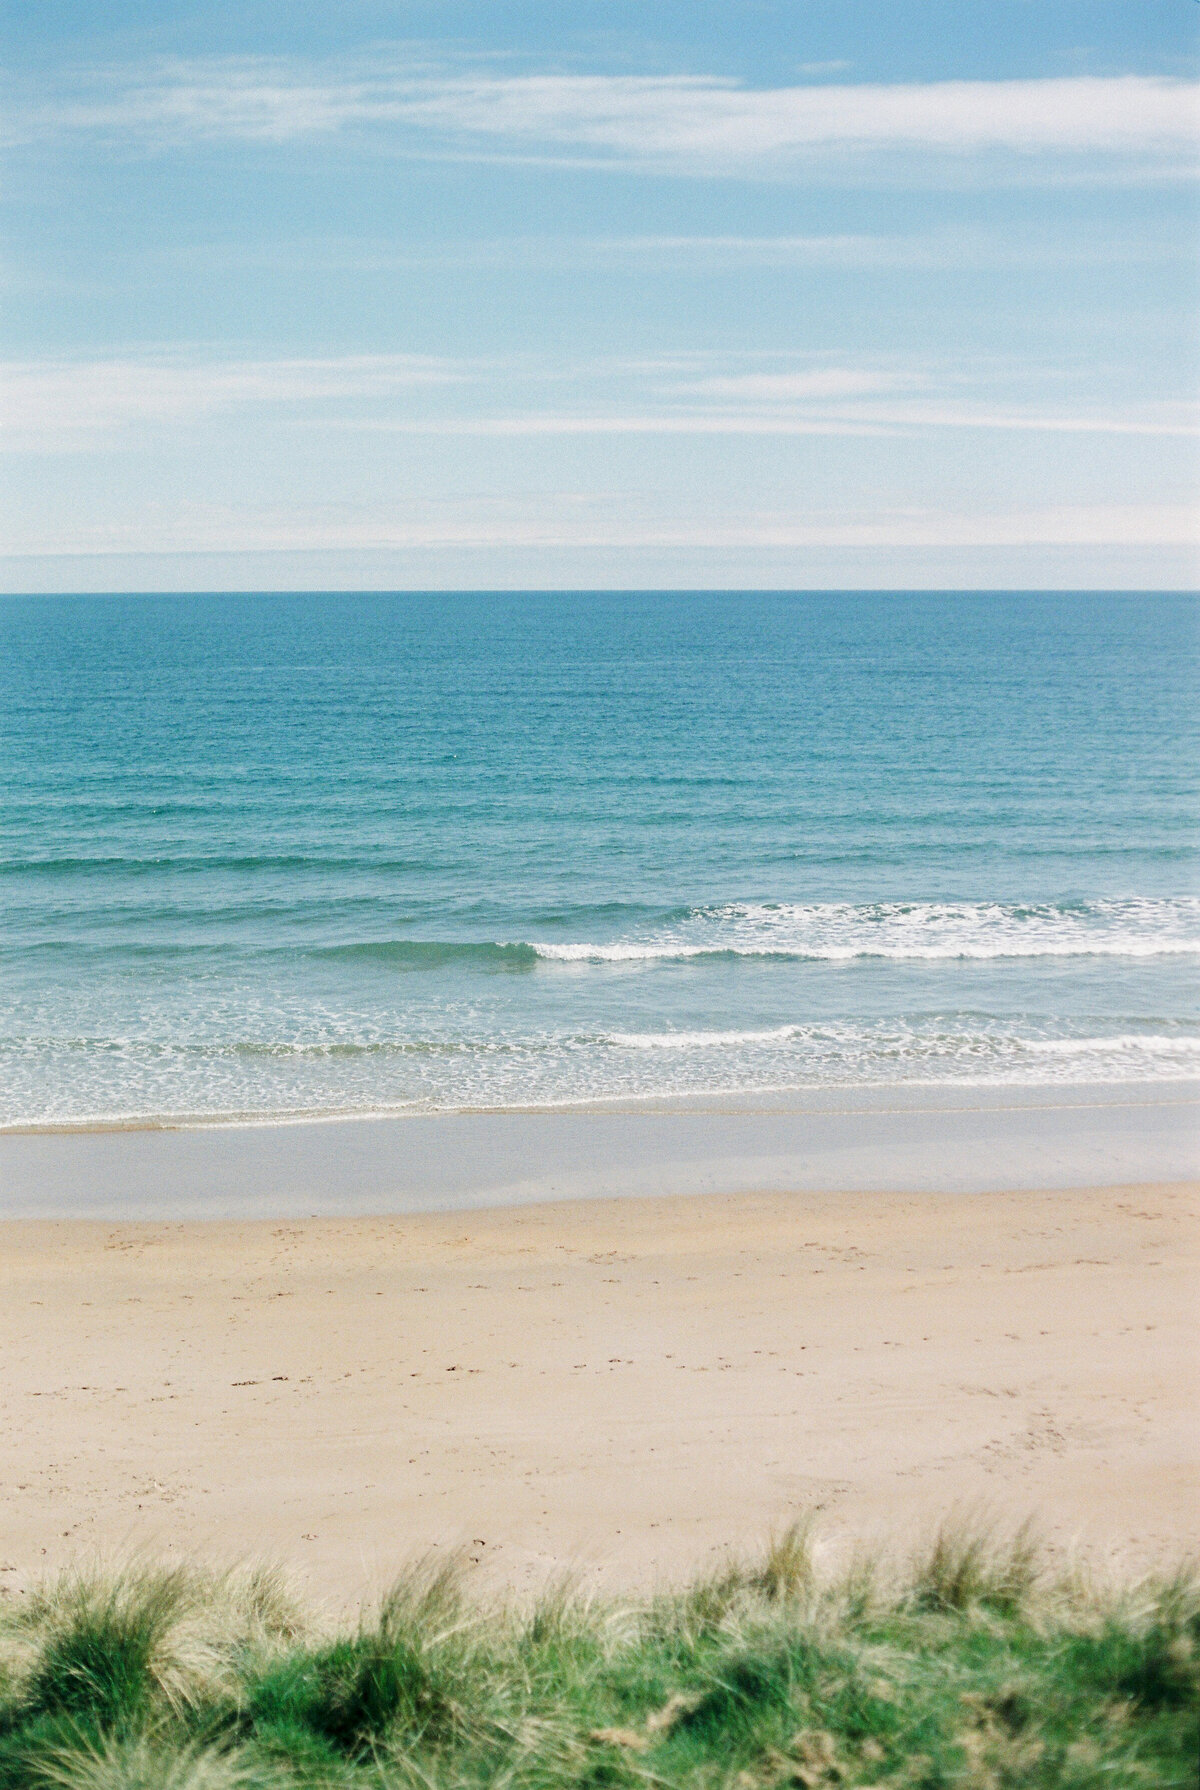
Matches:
[[1, 590, 1196, 1131]]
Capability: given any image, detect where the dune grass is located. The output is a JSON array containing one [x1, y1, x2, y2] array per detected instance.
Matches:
[[0, 1523, 1195, 1788]]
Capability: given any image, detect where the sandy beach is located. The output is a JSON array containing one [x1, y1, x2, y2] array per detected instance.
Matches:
[[2, 1179, 1195, 1600]]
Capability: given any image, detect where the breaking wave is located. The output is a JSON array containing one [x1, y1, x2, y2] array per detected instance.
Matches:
[[525, 898, 1200, 965]]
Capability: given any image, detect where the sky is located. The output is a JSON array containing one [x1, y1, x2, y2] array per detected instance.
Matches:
[[2, 0, 1198, 591]]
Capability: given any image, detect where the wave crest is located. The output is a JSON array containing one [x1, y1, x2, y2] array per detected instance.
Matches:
[[314, 940, 539, 969], [526, 898, 1200, 965]]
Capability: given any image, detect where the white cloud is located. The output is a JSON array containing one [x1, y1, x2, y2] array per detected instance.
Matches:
[[684, 368, 921, 400], [339, 413, 896, 437], [0, 352, 458, 440], [11, 63, 1198, 172], [320, 408, 1196, 439], [394, 73, 1200, 161], [824, 401, 1198, 436], [166, 225, 1190, 279], [7, 501, 1195, 557], [4, 349, 1194, 450]]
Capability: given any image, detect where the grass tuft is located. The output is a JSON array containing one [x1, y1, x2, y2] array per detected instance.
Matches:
[[909, 1515, 1042, 1616], [0, 1526, 1195, 1787], [20, 1570, 193, 1730], [32, 1733, 259, 1790], [747, 1520, 817, 1606]]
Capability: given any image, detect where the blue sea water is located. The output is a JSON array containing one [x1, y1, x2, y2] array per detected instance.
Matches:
[[1, 590, 1197, 1129]]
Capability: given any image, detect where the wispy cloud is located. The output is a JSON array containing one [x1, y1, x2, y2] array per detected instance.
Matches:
[[334, 411, 1196, 439], [0, 352, 458, 441], [9, 61, 1198, 174], [7, 501, 1194, 557], [153, 224, 1193, 279], [682, 368, 922, 400], [387, 72, 1200, 161], [3, 350, 1194, 450]]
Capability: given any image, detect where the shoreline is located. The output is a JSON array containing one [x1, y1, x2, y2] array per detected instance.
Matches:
[[2, 1079, 1196, 1220], [2, 1180, 1195, 1597], [4, 1076, 1198, 1138]]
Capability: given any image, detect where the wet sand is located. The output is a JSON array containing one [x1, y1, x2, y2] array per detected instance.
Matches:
[[3, 1082, 1196, 1218], [2, 1181, 1195, 1599]]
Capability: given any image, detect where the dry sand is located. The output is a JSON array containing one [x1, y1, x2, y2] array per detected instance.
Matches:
[[1, 1183, 1196, 1599]]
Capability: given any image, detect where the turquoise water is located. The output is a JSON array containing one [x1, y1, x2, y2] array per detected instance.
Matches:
[[1, 591, 1197, 1128]]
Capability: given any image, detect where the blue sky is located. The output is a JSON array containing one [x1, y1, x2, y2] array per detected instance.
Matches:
[[2, 1, 1197, 590]]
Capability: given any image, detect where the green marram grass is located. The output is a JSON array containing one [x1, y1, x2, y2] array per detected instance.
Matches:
[[0, 1522, 1195, 1788]]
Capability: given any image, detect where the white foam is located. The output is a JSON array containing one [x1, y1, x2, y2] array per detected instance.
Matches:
[[5, 896, 1198, 1125], [527, 898, 1200, 964], [1024, 1034, 1200, 1057], [605, 1025, 805, 1049], [532, 941, 711, 962]]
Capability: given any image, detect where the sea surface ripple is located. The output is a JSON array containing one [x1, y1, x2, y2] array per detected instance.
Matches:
[[1, 591, 1196, 1127]]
